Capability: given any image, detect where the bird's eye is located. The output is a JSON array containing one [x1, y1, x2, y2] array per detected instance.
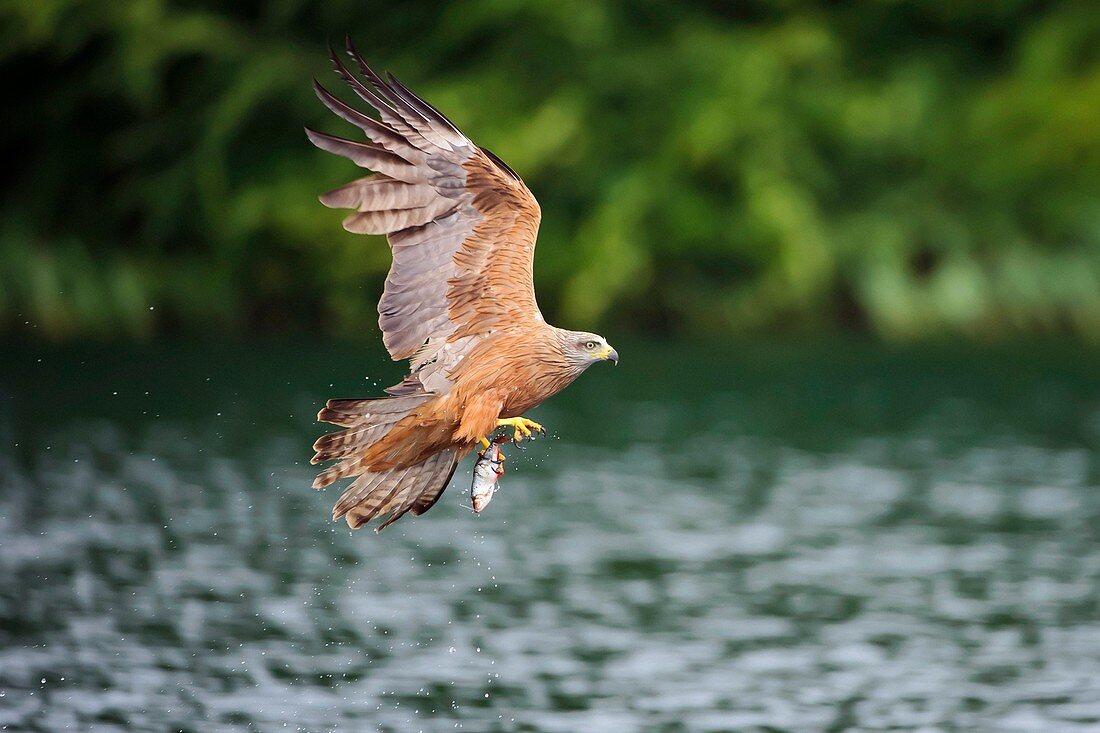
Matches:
[[584, 341, 597, 350]]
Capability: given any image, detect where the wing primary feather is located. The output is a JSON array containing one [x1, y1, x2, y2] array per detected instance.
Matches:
[[337, 40, 446, 150], [305, 128, 421, 182], [385, 72, 464, 137], [320, 177, 435, 211], [329, 45, 430, 147], [313, 78, 377, 126], [382, 72, 440, 125], [312, 79, 414, 156], [479, 147, 521, 181], [345, 37, 429, 123], [304, 127, 394, 161], [343, 38, 463, 152], [329, 44, 398, 116]]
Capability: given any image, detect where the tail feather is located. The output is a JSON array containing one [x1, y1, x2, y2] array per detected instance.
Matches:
[[315, 408, 363, 428], [312, 394, 429, 483], [311, 419, 402, 464], [375, 451, 459, 531], [313, 457, 366, 489], [313, 394, 461, 530], [317, 395, 425, 426], [337, 450, 460, 531], [331, 470, 388, 518], [335, 465, 414, 523], [411, 459, 461, 516]]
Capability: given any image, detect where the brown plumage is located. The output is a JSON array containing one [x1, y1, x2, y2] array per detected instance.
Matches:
[[308, 38, 618, 531]]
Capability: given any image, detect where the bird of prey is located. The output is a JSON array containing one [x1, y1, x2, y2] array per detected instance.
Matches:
[[307, 39, 618, 532]]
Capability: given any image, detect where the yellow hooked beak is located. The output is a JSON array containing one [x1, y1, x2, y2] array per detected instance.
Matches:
[[595, 345, 619, 365]]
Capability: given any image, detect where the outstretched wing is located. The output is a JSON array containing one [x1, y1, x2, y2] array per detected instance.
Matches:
[[308, 39, 542, 393]]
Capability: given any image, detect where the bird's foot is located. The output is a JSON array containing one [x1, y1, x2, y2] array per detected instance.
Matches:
[[496, 417, 544, 443], [479, 436, 491, 451]]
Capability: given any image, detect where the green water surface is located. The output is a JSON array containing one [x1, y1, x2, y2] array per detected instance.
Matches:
[[0, 339, 1098, 732]]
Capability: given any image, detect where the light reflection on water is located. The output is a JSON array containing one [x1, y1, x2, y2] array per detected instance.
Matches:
[[0, 341, 1098, 732]]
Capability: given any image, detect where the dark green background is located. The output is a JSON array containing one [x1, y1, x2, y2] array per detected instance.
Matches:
[[4, 0, 1100, 342]]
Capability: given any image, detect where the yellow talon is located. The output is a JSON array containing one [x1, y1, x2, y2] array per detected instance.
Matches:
[[496, 416, 544, 442], [479, 436, 491, 451]]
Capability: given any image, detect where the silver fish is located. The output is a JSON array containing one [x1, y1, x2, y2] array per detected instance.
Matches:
[[471, 437, 508, 513]]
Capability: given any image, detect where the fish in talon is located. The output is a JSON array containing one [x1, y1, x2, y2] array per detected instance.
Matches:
[[471, 437, 508, 513]]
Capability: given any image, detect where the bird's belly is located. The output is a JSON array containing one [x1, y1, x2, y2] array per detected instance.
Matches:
[[499, 400, 537, 419], [498, 377, 571, 418]]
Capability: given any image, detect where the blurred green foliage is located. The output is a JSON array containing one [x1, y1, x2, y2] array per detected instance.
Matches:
[[3, 0, 1100, 340]]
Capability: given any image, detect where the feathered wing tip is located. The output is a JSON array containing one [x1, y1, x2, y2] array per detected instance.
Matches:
[[333, 449, 461, 531], [309, 37, 467, 163], [342, 36, 466, 145]]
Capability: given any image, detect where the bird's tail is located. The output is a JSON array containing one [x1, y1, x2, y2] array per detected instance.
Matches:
[[331, 447, 460, 531], [311, 396, 460, 531]]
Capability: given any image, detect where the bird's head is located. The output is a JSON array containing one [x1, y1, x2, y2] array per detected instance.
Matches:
[[560, 330, 618, 369]]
